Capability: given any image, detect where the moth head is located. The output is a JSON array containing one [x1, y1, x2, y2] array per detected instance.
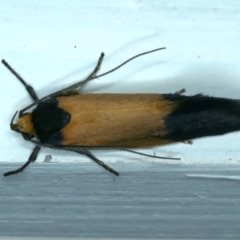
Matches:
[[10, 111, 34, 137]]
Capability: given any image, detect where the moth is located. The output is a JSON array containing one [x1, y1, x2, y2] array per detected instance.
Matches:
[[3, 48, 240, 176]]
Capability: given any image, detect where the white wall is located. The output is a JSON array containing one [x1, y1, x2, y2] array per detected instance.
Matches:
[[1, 0, 240, 165]]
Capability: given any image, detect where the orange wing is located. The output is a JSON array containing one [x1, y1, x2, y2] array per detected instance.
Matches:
[[57, 94, 177, 148]]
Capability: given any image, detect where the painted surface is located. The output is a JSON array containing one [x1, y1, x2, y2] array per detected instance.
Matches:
[[1, 1, 240, 165]]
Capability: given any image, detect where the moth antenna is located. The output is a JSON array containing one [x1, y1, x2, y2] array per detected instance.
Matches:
[[28, 140, 180, 161], [95, 47, 166, 79], [1, 59, 39, 101], [118, 149, 180, 160], [18, 47, 166, 114], [84, 147, 180, 160], [62, 48, 166, 95]]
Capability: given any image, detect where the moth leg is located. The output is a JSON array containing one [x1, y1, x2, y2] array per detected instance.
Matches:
[[63, 53, 105, 95], [1, 60, 39, 101], [183, 140, 193, 145], [86, 53, 105, 79], [75, 149, 119, 176], [4, 145, 41, 177], [175, 88, 186, 95]]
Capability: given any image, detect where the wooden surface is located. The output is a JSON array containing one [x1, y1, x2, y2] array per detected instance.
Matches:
[[1, 163, 240, 239]]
